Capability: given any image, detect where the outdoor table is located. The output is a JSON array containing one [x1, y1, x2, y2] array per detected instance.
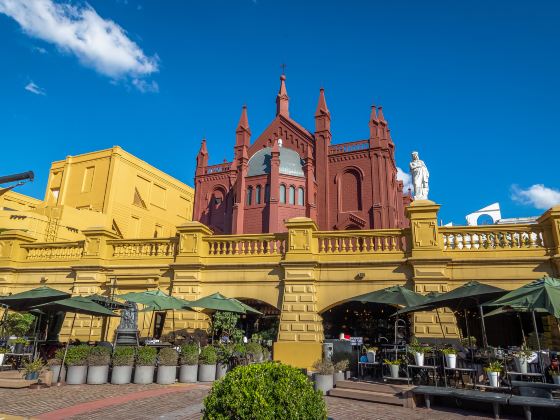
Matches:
[[407, 364, 439, 386], [444, 367, 477, 388], [506, 371, 544, 382]]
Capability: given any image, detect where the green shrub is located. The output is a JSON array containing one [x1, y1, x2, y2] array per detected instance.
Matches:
[[312, 359, 334, 375], [262, 347, 271, 361], [13, 337, 28, 345], [333, 359, 349, 372], [22, 359, 44, 376], [215, 344, 234, 365], [87, 346, 111, 366], [5, 313, 34, 337], [158, 348, 179, 366], [199, 345, 217, 365], [136, 346, 157, 366], [245, 342, 263, 362], [65, 345, 90, 366], [112, 346, 135, 366], [180, 343, 199, 365], [203, 362, 327, 420]]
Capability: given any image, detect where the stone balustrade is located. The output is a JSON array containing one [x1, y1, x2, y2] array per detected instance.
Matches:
[[314, 229, 407, 254], [23, 242, 84, 260], [440, 225, 547, 251], [205, 163, 231, 174], [110, 238, 178, 258], [205, 234, 287, 256], [328, 140, 369, 155]]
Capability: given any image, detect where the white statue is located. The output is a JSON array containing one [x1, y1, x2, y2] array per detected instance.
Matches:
[[409, 151, 429, 200]]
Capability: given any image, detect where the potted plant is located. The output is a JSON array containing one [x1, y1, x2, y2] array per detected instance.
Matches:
[[312, 359, 334, 394], [157, 347, 178, 385], [5, 313, 34, 338], [384, 359, 401, 379], [48, 349, 66, 383], [198, 345, 217, 382], [87, 346, 111, 384], [333, 359, 349, 384], [232, 343, 247, 366], [65, 345, 90, 385], [215, 344, 233, 380], [513, 346, 532, 374], [551, 370, 560, 385], [179, 343, 199, 383], [409, 338, 431, 367], [0, 347, 7, 366], [134, 346, 157, 384], [366, 346, 378, 363], [460, 336, 477, 348], [111, 346, 135, 384], [13, 338, 28, 354], [245, 342, 263, 363], [22, 359, 44, 380], [442, 347, 457, 369], [262, 347, 271, 362], [485, 361, 503, 387]]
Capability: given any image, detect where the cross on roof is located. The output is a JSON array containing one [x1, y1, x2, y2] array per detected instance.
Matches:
[[280, 63, 287, 75]]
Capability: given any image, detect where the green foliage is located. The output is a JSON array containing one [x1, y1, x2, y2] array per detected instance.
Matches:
[[65, 345, 91, 366], [212, 311, 242, 342], [4, 313, 34, 337], [514, 345, 533, 360], [112, 346, 135, 366], [215, 344, 234, 365], [383, 359, 401, 365], [262, 347, 271, 361], [87, 346, 111, 366], [203, 362, 327, 420], [0, 347, 8, 354], [442, 347, 457, 355], [460, 336, 477, 347], [199, 345, 217, 365], [245, 342, 263, 362], [136, 346, 157, 366], [485, 361, 503, 373], [408, 338, 432, 354], [312, 359, 334, 375], [47, 349, 65, 366], [22, 359, 44, 376], [13, 337, 28, 345], [158, 348, 179, 366], [333, 359, 349, 372], [180, 343, 199, 365]]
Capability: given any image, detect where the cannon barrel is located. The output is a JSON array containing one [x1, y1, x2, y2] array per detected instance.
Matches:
[[0, 171, 34, 185]]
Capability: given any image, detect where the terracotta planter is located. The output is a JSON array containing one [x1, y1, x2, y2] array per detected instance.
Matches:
[[314, 374, 334, 394], [66, 365, 87, 385], [198, 364, 216, 382], [134, 365, 155, 384], [111, 366, 133, 384], [179, 365, 198, 383], [87, 365, 109, 384]]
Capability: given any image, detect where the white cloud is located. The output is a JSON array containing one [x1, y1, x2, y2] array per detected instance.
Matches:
[[0, 0, 158, 85], [397, 167, 412, 193], [32, 46, 47, 54], [132, 78, 159, 93], [511, 184, 560, 210], [24, 81, 46, 95]]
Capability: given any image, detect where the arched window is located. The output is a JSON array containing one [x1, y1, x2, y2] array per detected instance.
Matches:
[[297, 187, 304, 206], [265, 184, 270, 203], [247, 186, 253, 205], [280, 185, 286, 204], [256, 185, 262, 204], [289, 186, 295, 205]]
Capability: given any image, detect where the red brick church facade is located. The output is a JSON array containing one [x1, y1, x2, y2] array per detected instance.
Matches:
[[193, 75, 411, 234]]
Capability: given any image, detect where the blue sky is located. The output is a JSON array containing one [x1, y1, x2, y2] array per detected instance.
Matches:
[[1, 0, 559, 224]]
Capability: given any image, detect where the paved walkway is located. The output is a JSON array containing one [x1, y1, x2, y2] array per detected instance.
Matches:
[[0, 383, 508, 420]]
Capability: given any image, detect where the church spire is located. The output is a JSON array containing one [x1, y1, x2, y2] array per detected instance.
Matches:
[[237, 105, 250, 132], [276, 75, 289, 117], [315, 88, 330, 117], [195, 138, 208, 176]]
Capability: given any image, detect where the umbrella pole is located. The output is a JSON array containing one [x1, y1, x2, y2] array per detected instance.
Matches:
[[172, 309, 175, 343], [518, 313, 527, 347], [148, 312, 154, 339], [531, 310, 543, 374], [478, 305, 489, 348], [87, 315, 94, 343], [58, 314, 77, 384]]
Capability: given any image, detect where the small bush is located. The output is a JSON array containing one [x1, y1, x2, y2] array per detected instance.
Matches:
[[180, 343, 199, 365], [5, 313, 34, 337], [334, 359, 349, 372], [262, 347, 271, 361], [87, 346, 111, 366], [215, 344, 233, 365], [158, 348, 179, 366], [136, 346, 158, 366], [203, 362, 327, 420], [312, 359, 334, 375], [245, 342, 263, 362], [112, 346, 135, 366], [65, 345, 91, 366], [199, 345, 217, 365]]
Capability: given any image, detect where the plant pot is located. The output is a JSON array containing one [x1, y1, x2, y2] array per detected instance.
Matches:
[[345, 370, 351, 380], [366, 351, 376, 363], [445, 354, 457, 369], [414, 352, 424, 366], [488, 371, 500, 387], [51, 365, 66, 383], [66, 365, 87, 385], [87, 365, 109, 384], [198, 364, 216, 382], [389, 364, 399, 379], [0, 354, 5, 365], [157, 365, 177, 385], [514, 357, 528, 374], [216, 363, 228, 379], [334, 371, 345, 384], [111, 366, 133, 384], [134, 365, 155, 384], [14, 343, 24, 354], [25, 371, 39, 380], [552, 375, 560, 385], [179, 364, 198, 383], [314, 373, 334, 394]]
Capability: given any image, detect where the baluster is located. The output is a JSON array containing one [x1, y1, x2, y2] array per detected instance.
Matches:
[[464, 233, 471, 250], [257, 240, 263, 255], [456, 234, 463, 250], [529, 232, 537, 248], [333, 237, 339, 252]]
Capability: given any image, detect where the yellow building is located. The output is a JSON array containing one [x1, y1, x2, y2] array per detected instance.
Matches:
[[0, 146, 194, 242]]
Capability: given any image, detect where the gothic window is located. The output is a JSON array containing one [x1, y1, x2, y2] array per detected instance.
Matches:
[[341, 169, 362, 211], [256, 185, 262, 204], [297, 187, 304, 206], [280, 185, 286, 204], [265, 184, 270, 203], [289, 186, 295, 205], [247, 187, 253, 205]]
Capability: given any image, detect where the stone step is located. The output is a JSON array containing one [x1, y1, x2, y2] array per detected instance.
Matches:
[[335, 380, 411, 395], [328, 387, 404, 406]]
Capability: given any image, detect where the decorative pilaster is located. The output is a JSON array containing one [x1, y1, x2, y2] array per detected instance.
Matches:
[[537, 205, 560, 276]]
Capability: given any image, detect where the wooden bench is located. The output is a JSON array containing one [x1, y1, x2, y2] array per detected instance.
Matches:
[[510, 381, 560, 420]]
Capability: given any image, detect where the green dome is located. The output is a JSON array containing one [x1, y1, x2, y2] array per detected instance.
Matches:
[[247, 147, 304, 178]]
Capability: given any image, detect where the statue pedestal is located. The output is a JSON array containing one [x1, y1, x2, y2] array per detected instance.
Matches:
[[115, 328, 139, 345]]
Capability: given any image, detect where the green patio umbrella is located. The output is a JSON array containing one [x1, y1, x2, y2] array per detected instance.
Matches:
[[31, 296, 119, 317], [87, 294, 129, 310], [349, 285, 429, 309], [0, 286, 71, 311], [188, 292, 262, 314]]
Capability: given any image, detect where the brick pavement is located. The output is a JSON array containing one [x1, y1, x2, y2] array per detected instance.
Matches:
[[0, 384, 516, 420]]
